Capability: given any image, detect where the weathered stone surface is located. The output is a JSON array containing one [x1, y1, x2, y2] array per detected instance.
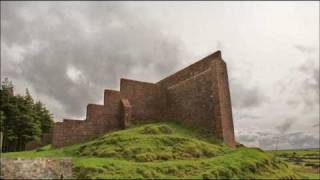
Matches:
[[51, 50, 236, 148], [120, 98, 132, 128], [1, 158, 72, 179]]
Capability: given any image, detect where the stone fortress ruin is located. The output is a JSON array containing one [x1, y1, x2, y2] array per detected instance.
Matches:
[[51, 51, 236, 148]]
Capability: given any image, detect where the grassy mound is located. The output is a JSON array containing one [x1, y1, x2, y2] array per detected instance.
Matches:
[[77, 124, 226, 162], [3, 122, 299, 179]]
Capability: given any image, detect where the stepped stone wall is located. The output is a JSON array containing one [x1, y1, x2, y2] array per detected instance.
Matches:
[[51, 50, 236, 148]]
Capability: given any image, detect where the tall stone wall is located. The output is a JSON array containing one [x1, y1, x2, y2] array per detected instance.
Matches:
[[120, 79, 166, 123], [211, 59, 236, 147], [156, 51, 235, 147], [51, 50, 236, 148], [103, 90, 121, 129], [165, 68, 215, 133]]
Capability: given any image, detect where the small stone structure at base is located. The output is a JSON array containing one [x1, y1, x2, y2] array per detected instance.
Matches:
[[1, 158, 73, 179], [52, 50, 236, 148]]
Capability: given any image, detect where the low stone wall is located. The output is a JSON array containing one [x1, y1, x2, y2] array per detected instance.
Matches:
[[1, 158, 73, 179]]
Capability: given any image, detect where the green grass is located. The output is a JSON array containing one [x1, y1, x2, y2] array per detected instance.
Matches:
[[268, 149, 320, 179], [2, 122, 299, 179]]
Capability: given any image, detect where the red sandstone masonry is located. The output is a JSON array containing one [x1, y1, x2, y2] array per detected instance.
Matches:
[[211, 59, 235, 147], [104, 90, 121, 129], [51, 50, 236, 148], [120, 79, 165, 123], [120, 99, 132, 128], [52, 90, 123, 147]]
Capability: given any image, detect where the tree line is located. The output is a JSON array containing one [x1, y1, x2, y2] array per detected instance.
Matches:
[[0, 78, 54, 152]]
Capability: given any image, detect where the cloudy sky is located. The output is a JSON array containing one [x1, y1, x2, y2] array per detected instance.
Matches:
[[1, 1, 319, 150]]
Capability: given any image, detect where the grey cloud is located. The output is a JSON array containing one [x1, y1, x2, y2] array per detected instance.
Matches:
[[238, 130, 319, 150], [276, 118, 296, 134], [298, 57, 319, 109], [258, 136, 278, 150], [256, 132, 271, 137], [1, 2, 184, 119], [238, 134, 257, 143], [286, 132, 319, 149], [294, 44, 317, 54], [280, 45, 319, 112], [313, 123, 320, 127], [230, 81, 265, 109], [238, 114, 261, 120]]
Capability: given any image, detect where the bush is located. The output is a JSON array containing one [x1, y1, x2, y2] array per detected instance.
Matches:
[[304, 163, 317, 167], [135, 152, 157, 162], [98, 150, 118, 158], [158, 125, 173, 134], [158, 152, 173, 160], [183, 143, 202, 158], [142, 126, 160, 134]]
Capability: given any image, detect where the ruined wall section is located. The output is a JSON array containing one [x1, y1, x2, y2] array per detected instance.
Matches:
[[211, 59, 236, 147], [103, 90, 122, 130], [52, 90, 122, 148], [120, 99, 132, 128], [157, 51, 221, 132], [157, 51, 235, 147], [157, 51, 220, 88], [165, 68, 215, 133], [51, 50, 235, 148], [120, 79, 166, 123], [52, 119, 86, 147]]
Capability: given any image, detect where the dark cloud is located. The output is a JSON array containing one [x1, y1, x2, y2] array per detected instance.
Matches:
[[238, 130, 319, 150], [238, 133, 257, 143], [230, 81, 265, 109], [276, 118, 296, 134], [313, 123, 320, 128], [1, 2, 184, 118], [297, 52, 319, 109], [280, 45, 319, 112], [238, 114, 261, 120]]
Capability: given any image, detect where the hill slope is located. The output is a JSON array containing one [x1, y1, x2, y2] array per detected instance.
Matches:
[[3, 122, 299, 179]]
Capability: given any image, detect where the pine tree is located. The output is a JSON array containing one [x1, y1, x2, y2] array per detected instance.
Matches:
[[0, 78, 54, 152], [34, 101, 53, 133]]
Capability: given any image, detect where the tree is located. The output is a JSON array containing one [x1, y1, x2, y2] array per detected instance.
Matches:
[[34, 101, 53, 133], [0, 78, 54, 152]]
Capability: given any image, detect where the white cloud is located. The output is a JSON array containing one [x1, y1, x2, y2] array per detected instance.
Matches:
[[66, 65, 86, 84]]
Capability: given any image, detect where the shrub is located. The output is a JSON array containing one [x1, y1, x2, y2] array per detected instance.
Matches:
[[158, 152, 173, 160], [142, 126, 160, 134], [183, 143, 202, 158], [304, 163, 315, 167], [158, 125, 173, 134], [167, 166, 179, 175], [135, 152, 157, 162], [98, 150, 117, 157]]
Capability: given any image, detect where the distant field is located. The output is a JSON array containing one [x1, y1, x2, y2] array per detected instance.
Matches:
[[267, 149, 320, 179]]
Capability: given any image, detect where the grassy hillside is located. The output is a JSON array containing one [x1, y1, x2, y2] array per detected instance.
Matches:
[[3, 122, 300, 179], [268, 149, 320, 179]]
